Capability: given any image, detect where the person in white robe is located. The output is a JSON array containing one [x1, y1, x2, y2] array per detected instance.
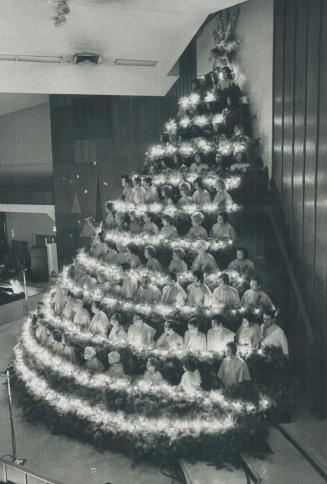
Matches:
[[211, 211, 236, 245], [126, 244, 142, 269], [84, 346, 104, 372], [52, 279, 67, 315], [89, 302, 110, 337], [178, 182, 193, 208], [160, 215, 178, 239], [161, 272, 186, 306], [180, 357, 202, 392], [241, 277, 275, 311], [106, 351, 125, 379], [235, 315, 261, 348], [143, 177, 160, 203], [212, 273, 241, 310], [142, 213, 159, 235], [141, 358, 165, 385], [213, 179, 233, 211], [120, 263, 138, 299], [260, 310, 288, 356], [127, 313, 156, 347], [136, 275, 161, 305], [131, 177, 146, 204], [187, 212, 208, 240], [227, 247, 255, 281], [186, 270, 212, 307], [169, 247, 188, 273], [73, 299, 91, 331], [108, 313, 128, 343], [156, 320, 184, 350], [184, 318, 206, 351], [192, 177, 211, 206], [62, 294, 74, 320], [218, 342, 251, 390], [192, 241, 218, 273], [144, 246, 163, 272], [207, 316, 235, 352]]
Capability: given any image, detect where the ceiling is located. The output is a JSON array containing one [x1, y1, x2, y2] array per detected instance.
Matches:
[[0, 94, 48, 116], [0, 0, 246, 97]]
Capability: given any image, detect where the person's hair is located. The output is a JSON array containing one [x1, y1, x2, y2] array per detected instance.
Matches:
[[37, 301, 44, 307], [194, 177, 205, 190], [107, 240, 117, 251], [53, 330, 62, 343], [111, 312, 123, 324], [168, 271, 177, 282], [134, 312, 143, 321], [219, 272, 230, 285], [98, 231, 106, 243], [92, 301, 101, 311], [216, 179, 225, 189], [211, 315, 224, 325], [193, 270, 204, 284], [188, 317, 199, 329], [105, 201, 115, 212], [82, 301, 89, 311], [145, 245, 156, 258], [237, 247, 248, 259], [144, 176, 153, 186], [121, 262, 131, 272], [122, 175, 133, 187], [263, 308, 276, 319], [173, 247, 185, 259], [165, 319, 175, 330], [162, 214, 173, 225], [127, 243, 138, 255], [251, 276, 261, 285], [147, 357, 160, 371], [142, 212, 151, 221], [134, 176, 142, 185], [161, 185, 172, 198], [183, 357, 198, 372], [222, 66, 233, 79], [217, 211, 228, 223], [226, 341, 237, 355], [191, 211, 204, 225], [179, 182, 191, 195]]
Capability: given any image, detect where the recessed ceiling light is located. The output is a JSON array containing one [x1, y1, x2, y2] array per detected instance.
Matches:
[[0, 54, 62, 64], [114, 58, 157, 67]]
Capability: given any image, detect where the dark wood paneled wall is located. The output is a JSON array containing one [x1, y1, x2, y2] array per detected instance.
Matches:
[[272, 0, 327, 412]]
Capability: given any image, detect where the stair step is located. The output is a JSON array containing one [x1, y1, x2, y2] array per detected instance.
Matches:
[[179, 460, 247, 484]]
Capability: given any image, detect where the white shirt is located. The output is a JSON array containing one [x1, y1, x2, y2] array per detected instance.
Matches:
[[218, 356, 251, 389], [89, 311, 110, 337], [184, 329, 207, 351], [180, 369, 202, 392], [260, 323, 288, 356], [207, 327, 235, 352], [127, 322, 156, 347]]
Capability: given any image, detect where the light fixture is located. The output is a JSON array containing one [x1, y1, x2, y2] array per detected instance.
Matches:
[[114, 58, 157, 67], [0, 54, 63, 64]]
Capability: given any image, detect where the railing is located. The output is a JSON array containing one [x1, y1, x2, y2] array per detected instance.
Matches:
[[0, 458, 64, 484]]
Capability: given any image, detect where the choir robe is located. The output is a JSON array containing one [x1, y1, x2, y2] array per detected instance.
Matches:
[[142, 370, 165, 385], [218, 356, 251, 389], [106, 362, 125, 379], [212, 285, 241, 309], [132, 187, 146, 204], [192, 253, 218, 272], [91, 241, 108, 258], [53, 287, 67, 315], [186, 282, 212, 306], [127, 253, 141, 269], [108, 324, 128, 343], [260, 323, 288, 356], [178, 195, 193, 208], [62, 299, 74, 320], [123, 186, 134, 202], [184, 329, 207, 351], [104, 248, 118, 265], [73, 308, 91, 331], [156, 330, 184, 350], [227, 258, 254, 279], [187, 225, 208, 240], [116, 252, 130, 266], [146, 258, 163, 272], [241, 289, 275, 310], [89, 311, 110, 337], [180, 369, 202, 391], [192, 190, 211, 206], [235, 320, 261, 348], [137, 284, 161, 304], [213, 190, 233, 211], [160, 224, 178, 239], [121, 275, 138, 299], [85, 357, 105, 372], [168, 258, 188, 273], [161, 283, 186, 306], [207, 327, 235, 352], [127, 322, 156, 347], [144, 186, 159, 203], [211, 223, 236, 244], [143, 221, 159, 235]]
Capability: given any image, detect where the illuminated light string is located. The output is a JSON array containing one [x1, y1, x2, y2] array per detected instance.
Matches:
[[75, 250, 246, 290], [150, 172, 242, 191], [108, 200, 241, 218], [14, 346, 243, 439], [20, 316, 267, 416], [103, 228, 233, 253], [39, 294, 264, 365], [165, 111, 226, 134]]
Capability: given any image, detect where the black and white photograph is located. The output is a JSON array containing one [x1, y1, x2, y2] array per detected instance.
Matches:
[[0, 0, 326, 483]]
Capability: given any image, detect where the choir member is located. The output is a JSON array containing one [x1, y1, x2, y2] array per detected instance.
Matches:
[[106, 351, 125, 378], [89, 301, 110, 337], [108, 312, 127, 343], [207, 316, 235, 352], [142, 213, 159, 235], [227, 247, 254, 281], [142, 358, 165, 385], [116, 244, 130, 266], [218, 342, 251, 391], [156, 320, 184, 350], [73, 299, 91, 331], [260, 310, 288, 356], [169, 247, 188, 273], [160, 185, 174, 206], [137, 275, 161, 305], [212, 273, 241, 309], [84, 346, 104, 372], [211, 211, 236, 244], [104, 241, 118, 265], [235, 313, 261, 348], [186, 270, 212, 306], [143, 176, 160, 203], [91, 231, 108, 258], [192, 177, 211, 206], [213, 179, 233, 211], [192, 240, 218, 273], [121, 175, 134, 202], [241, 277, 275, 312], [127, 313, 156, 347], [62, 293, 74, 320], [184, 317, 206, 351], [180, 357, 202, 392], [104, 202, 117, 229], [52, 279, 67, 315], [178, 182, 193, 207], [187, 212, 208, 240], [161, 272, 186, 306], [126, 243, 141, 268], [160, 214, 178, 239], [128, 211, 143, 234], [132, 176, 146, 204], [144, 245, 163, 272], [120, 262, 138, 299]]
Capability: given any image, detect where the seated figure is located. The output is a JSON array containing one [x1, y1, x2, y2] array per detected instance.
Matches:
[[62, 294, 74, 320], [213, 179, 233, 211], [89, 301, 110, 337], [207, 316, 235, 352], [260, 309, 288, 356], [144, 245, 163, 272], [241, 277, 275, 312], [143, 176, 160, 203], [73, 299, 91, 331], [227, 247, 254, 281], [84, 346, 105, 372], [212, 273, 241, 310], [156, 320, 184, 350], [106, 351, 125, 378], [161, 272, 186, 306], [125, 244, 141, 269], [137, 275, 161, 305], [192, 240, 218, 273], [184, 317, 206, 351], [192, 177, 211, 206], [160, 214, 178, 239], [127, 313, 156, 347], [186, 270, 212, 306], [52, 279, 67, 315], [178, 182, 193, 207], [120, 262, 138, 300], [169, 247, 188, 273], [142, 358, 165, 385], [235, 313, 261, 348], [211, 211, 236, 245], [180, 357, 202, 392], [142, 213, 159, 235], [218, 342, 251, 391], [187, 211, 208, 240], [108, 312, 128, 343]]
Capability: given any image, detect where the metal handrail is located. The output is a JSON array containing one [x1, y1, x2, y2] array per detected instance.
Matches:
[[0, 457, 64, 484]]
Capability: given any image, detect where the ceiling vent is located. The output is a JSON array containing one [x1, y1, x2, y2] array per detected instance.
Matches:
[[114, 58, 157, 67]]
